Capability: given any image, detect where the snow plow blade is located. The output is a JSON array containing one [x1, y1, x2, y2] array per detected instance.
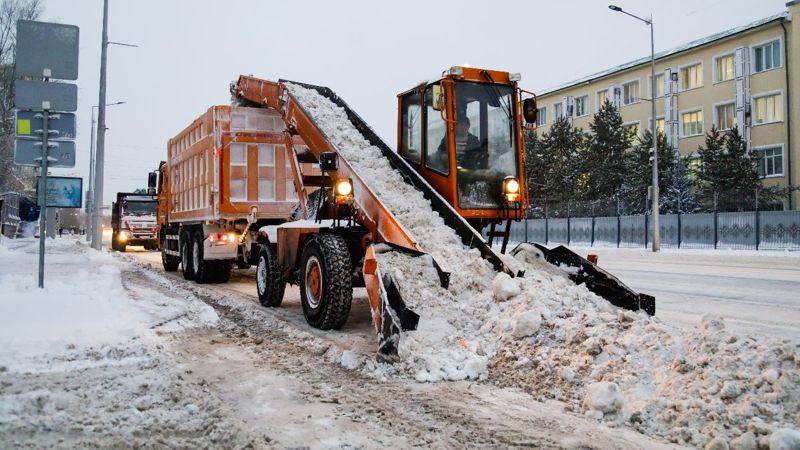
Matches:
[[530, 243, 655, 316]]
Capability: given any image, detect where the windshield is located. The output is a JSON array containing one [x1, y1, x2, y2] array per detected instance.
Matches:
[[454, 81, 518, 209], [123, 200, 156, 216]]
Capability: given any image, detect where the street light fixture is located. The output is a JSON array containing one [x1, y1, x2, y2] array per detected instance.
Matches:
[[86, 101, 125, 241], [609, 4, 660, 252]]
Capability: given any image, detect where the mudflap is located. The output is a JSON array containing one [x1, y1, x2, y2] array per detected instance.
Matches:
[[532, 243, 656, 316]]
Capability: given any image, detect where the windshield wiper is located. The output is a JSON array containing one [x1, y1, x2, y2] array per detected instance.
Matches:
[[480, 70, 515, 145]]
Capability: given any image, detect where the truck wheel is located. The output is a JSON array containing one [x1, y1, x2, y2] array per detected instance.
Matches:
[[214, 261, 232, 283], [162, 249, 179, 272], [299, 234, 352, 330], [161, 233, 180, 272], [181, 231, 195, 280], [193, 230, 212, 284], [256, 244, 285, 307]]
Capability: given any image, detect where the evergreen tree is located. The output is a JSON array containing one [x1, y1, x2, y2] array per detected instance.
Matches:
[[662, 155, 699, 213], [584, 99, 630, 205], [620, 130, 677, 214], [696, 126, 764, 211], [524, 117, 585, 216]]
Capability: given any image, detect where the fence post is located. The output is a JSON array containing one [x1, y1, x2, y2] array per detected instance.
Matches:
[[644, 213, 649, 248], [617, 214, 621, 248], [567, 216, 571, 246], [677, 212, 682, 248], [524, 217, 528, 243], [755, 189, 760, 251], [714, 192, 718, 249], [591, 216, 595, 247], [545, 217, 549, 245]]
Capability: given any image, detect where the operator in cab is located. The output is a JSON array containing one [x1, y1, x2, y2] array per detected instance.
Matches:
[[438, 116, 487, 170]]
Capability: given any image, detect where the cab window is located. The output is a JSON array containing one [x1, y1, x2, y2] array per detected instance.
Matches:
[[399, 93, 422, 164], [424, 85, 450, 175]]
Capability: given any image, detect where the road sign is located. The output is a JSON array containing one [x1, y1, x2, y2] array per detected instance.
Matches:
[[16, 111, 76, 140], [15, 80, 78, 112], [16, 20, 79, 80], [14, 139, 76, 168], [37, 176, 83, 208]]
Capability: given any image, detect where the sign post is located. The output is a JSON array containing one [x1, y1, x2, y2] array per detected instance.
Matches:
[[14, 20, 79, 288]]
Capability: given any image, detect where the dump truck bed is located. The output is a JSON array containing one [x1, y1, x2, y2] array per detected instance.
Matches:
[[162, 105, 318, 224]]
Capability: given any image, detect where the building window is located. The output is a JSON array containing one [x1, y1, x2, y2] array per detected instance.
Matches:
[[554, 102, 563, 119], [681, 63, 702, 90], [655, 117, 665, 134], [536, 106, 547, 126], [754, 40, 781, 72], [575, 95, 588, 117], [681, 110, 703, 137], [714, 102, 736, 130], [622, 80, 639, 105], [623, 122, 640, 140], [649, 73, 664, 98], [597, 90, 608, 109], [753, 93, 783, 125], [715, 54, 734, 82], [755, 146, 783, 177]]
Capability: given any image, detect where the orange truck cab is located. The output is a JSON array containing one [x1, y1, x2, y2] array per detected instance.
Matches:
[[396, 67, 537, 244]]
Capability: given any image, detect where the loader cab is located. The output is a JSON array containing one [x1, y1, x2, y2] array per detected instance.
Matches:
[[398, 67, 529, 226]]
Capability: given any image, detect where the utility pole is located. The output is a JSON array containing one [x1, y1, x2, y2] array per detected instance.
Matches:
[[91, 0, 109, 250], [609, 5, 660, 251], [86, 106, 96, 241]]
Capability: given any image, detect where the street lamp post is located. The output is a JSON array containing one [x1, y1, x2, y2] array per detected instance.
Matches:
[[86, 102, 125, 242], [609, 5, 660, 252]]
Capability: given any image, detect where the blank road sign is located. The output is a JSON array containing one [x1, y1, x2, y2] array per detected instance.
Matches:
[[16, 111, 76, 140], [15, 80, 78, 111], [15, 139, 76, 168], [16, 20, 79, 80]]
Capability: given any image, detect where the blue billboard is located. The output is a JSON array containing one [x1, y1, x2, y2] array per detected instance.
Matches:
[[37, 176, 82, 208]]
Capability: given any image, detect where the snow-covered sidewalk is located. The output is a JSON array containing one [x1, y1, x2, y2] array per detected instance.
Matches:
[[0, 237, 254, 447]]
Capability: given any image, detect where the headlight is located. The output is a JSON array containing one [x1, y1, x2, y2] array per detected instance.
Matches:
[[334, 179, 354, 204], [503, 176, 521, 202], [118, 231, 129, 241]]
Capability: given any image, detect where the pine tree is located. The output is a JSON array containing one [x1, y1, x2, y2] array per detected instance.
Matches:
[[696, 126, 765, 211], [620, 130, 676, 214], [524, 117, 585, 216], [662, 155, 699, 213], [584, 99, 630, 206]]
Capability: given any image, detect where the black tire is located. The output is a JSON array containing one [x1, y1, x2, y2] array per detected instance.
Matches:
[[214, 261, 232, 283], [256, 244, 285, 307], [161, 233, 180, 272], [193, 230, 213, 284], [299, 234, 352, 330], [181, 231, 195, 280]]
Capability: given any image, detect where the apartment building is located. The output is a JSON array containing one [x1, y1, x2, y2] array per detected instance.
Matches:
[[534, 1, 799, 209]]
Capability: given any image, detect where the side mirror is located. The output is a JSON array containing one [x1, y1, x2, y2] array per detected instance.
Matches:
[[147, 171, 157, 194], [432, 85, 445, 111], [523, 98, 538, 124]]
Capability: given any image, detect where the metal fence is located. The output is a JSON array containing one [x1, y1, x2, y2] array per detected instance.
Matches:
[[496, 210, 800, 250]]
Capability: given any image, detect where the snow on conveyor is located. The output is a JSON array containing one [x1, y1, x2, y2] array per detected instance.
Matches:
[[285, 84, 799, 448]]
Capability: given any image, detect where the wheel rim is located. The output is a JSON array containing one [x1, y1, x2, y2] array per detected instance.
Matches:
[[193, 239, 200, 273], [256, 256, 267, 295], [305, 255, 322, 309]]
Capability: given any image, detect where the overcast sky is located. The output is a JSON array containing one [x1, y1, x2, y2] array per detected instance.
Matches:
[[41, 0, 789, 204]]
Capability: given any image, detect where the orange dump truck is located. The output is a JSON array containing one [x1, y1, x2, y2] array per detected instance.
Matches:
[[155, 105, 315, 283]]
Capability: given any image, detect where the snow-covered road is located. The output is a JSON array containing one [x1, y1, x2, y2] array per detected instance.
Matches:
[[571, 248, 800, 342]]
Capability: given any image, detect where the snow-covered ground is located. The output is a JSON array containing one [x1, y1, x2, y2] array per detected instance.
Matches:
[[567, 247, 800, 342]]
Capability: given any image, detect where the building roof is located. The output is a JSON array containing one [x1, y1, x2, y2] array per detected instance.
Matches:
[[537, 11, 789, 97]]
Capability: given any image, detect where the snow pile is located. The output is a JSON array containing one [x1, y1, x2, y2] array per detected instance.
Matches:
[[285, 84, 798, 447], [0, 237, 248, 447]]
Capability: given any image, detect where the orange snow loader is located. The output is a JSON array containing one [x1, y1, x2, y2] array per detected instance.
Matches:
[[228, 69, 654, 360]]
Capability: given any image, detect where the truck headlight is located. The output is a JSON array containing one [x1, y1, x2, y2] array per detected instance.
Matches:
[[334, 179, 354, 204], [503, 176, 520, 202], [119, 230, 129, 242]]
